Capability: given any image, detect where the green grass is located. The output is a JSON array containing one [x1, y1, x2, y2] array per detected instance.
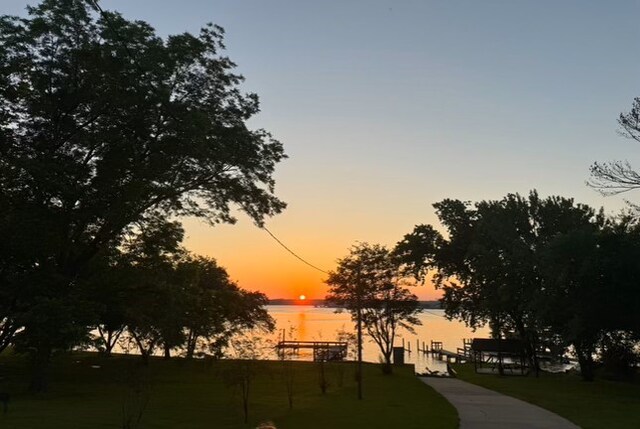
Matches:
[[0, 352, 457, 429], [453, 364, 640, 429]]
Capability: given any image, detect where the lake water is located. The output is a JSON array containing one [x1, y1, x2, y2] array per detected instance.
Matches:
[[267, 305, 489, 373]]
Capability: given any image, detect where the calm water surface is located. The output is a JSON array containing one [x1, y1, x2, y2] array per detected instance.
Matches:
[[268, 305, 489, 373]]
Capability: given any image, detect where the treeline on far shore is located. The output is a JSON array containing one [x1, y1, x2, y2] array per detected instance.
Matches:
[[268, 299, 442, 309]]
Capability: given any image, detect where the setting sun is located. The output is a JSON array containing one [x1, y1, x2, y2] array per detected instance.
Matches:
[[299, 294, 306, 301]]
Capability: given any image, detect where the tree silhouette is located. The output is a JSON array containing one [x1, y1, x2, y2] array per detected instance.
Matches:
[[0, 0, 285, 390], [396, 192, 602, 376], [325, 243, 421, 381], [589, 97, 640, 195]]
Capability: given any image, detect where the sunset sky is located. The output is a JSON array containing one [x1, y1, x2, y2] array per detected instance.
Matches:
[[6, 1, 640, 300]]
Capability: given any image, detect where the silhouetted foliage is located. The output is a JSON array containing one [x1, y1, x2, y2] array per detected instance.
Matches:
[[86, 218, 274, 363], [333, 327, 356, 387], [224, 336, 271, 424], [0, 0, 285, 389], [589, 96, 640, 195], [395, 191, 631, 380], [120, 363, 152, 429], [178, 256, 275, 359], [325, 243, 421, 375], [540, 217, 640, 380], [279, 327, 297, 409]]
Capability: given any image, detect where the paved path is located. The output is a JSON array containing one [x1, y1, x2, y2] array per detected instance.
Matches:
[[420, 377, 580, 429]]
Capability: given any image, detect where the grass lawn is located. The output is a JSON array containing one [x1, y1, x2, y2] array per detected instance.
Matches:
[[454, 364, 640, 429], [0, 352, 457, 429]]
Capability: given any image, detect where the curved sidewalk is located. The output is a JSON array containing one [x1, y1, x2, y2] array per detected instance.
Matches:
[[420, 377, 579, 429]]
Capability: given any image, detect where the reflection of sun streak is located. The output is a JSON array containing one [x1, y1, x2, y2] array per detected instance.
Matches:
[[297, 311, 307, 341]]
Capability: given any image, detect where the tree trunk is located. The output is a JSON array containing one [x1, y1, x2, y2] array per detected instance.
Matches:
[[513, 318, 538, 376], [575, 343, 595, 381], [163, 344, 171, 360], [529, 333, 540, 377], [103, 329, 113, 357], [98, 326, 124, 357], [132, 333, 155, 366], [382, 351, 393, 374], [242, 376, 250, 423], [185, 330, 197, 359]]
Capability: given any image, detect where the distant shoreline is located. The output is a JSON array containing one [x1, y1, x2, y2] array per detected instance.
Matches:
[[267, 299, 442, 309]]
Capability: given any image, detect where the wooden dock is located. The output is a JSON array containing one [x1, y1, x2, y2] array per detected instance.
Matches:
[[276, 340, 348, 362], [428, 340, 472, 363], [397, 338, 475, 363]]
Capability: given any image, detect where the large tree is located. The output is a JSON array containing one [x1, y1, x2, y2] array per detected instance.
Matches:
[[0, 0, 285, 389], [117, 217, 187, 363], [325, 243, 421, 378], [396, 191, 602, 374], [179, 255, 274, 360], [87, 219, 274, 363], [540, 217, 640, 380]]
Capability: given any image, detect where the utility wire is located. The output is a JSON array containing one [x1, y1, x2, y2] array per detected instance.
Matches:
[[261, 227, 448, 319], [87, 0, 447, 317], [261, 226, 329, 275], [87, 1, 324, 276]]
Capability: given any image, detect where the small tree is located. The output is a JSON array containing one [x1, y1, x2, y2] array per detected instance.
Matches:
[[325, 243, 421, 378], [179, 256, 274, 359], [279, 327, 297, 409], [317, 359, 329, 395], [333, 326, 356, 387], [117, 218, 186, 364], [224, 336, 270, 424], [362, 284, 421, 374], [120, 363, 152, 429]]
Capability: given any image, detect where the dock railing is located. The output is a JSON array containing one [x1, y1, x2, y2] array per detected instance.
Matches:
[[276, 340, 348, 362]]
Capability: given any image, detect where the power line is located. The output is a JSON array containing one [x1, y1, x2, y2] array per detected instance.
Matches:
[[87, 1, 323, 276], [86, 0, 443, 307], [260, 227, 447, 319], [261, 226, 329, 275], [260, 229, 450, 318]]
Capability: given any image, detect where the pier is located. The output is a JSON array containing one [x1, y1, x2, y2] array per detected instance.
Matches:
[[402, 339, 474, 363], [429, 340, 463, 363]]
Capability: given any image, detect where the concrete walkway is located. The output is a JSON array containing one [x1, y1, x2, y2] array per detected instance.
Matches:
[[420, 377, 580, 429]]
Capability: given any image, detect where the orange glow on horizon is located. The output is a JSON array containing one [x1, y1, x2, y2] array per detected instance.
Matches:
[[182, 217, 444, 302]]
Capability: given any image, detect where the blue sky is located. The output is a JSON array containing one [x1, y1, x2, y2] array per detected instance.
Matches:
[[4, 0, 640, 298]]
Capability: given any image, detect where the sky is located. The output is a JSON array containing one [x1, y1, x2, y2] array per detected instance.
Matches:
[[4, 0, 640, 300]]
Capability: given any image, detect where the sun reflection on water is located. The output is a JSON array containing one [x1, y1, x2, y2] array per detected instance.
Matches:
[[268, 305, 489, 373]]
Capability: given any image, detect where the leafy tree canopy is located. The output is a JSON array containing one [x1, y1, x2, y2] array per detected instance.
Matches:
[[325, 243, 421, 373], [0, 0, 285, 389], [0, 0, 286, 277], [589, 96, 640, 195]]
